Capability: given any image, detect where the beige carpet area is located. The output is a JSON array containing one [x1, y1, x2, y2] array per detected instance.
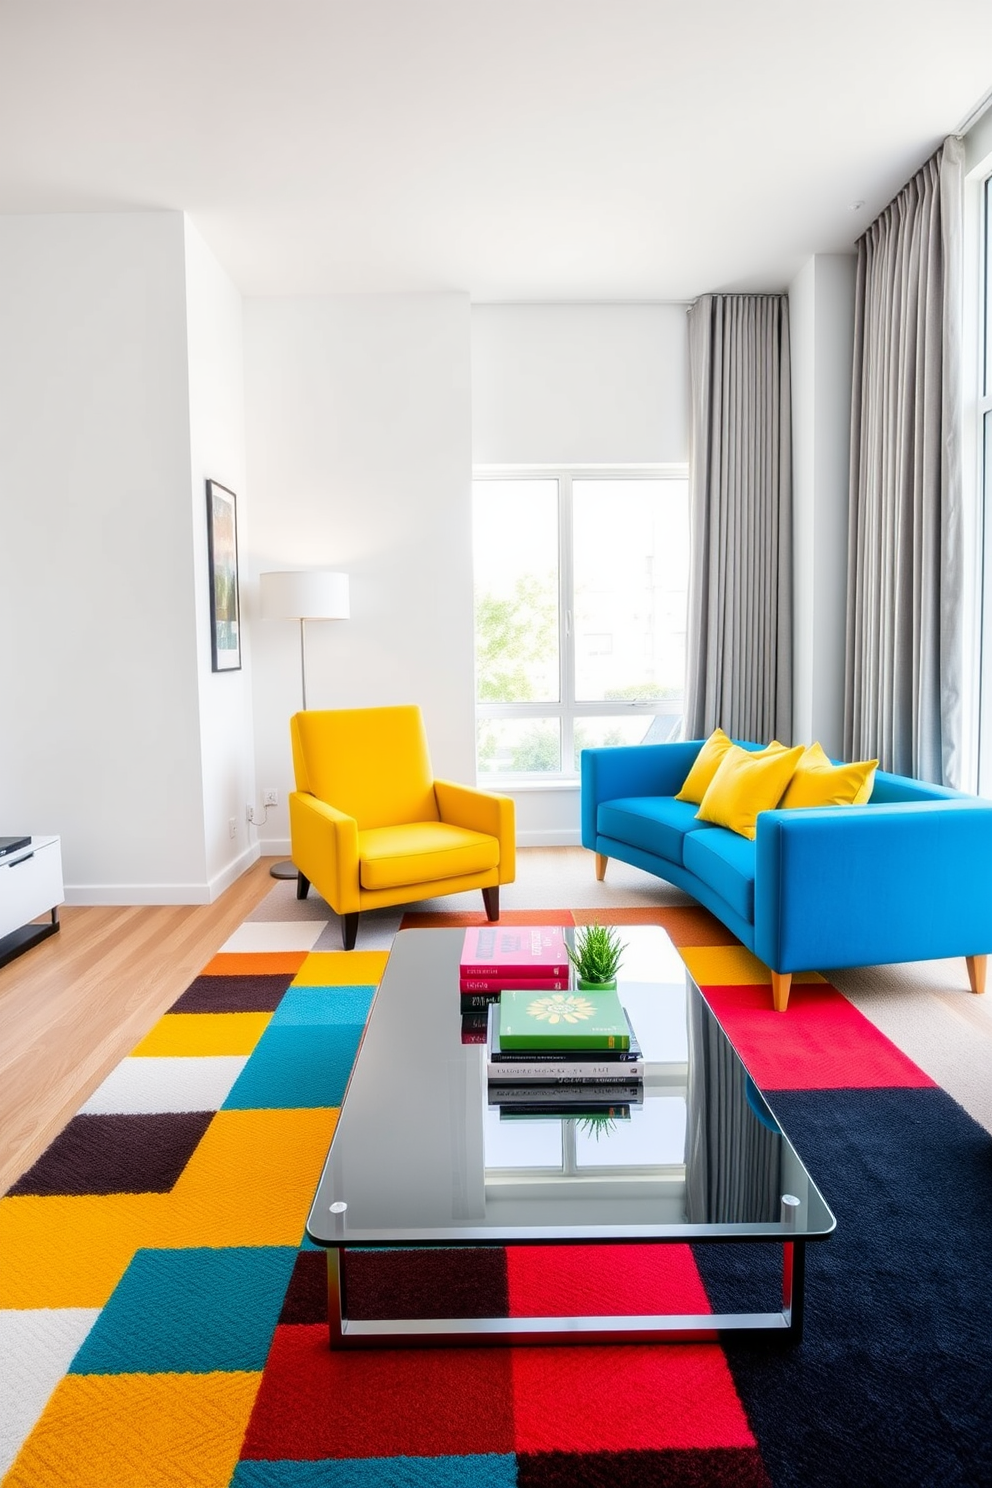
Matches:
[[253, 845, 992, 1135]]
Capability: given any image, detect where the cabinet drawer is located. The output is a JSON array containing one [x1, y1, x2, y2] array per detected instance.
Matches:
[[0, 841, 64, 939]]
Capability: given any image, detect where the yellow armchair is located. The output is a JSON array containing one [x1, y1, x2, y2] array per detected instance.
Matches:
[[288, 705, 516, 948]]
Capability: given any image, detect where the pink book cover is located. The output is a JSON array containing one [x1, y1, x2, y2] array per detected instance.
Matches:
[[460, 977, 568, 992], [460, 925, 569, 978]]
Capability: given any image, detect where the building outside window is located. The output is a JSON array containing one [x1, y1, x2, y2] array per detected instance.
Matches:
[[472, 470, 689, 780]]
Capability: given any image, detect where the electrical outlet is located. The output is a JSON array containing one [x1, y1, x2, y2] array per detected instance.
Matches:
[[246, 803, 255, 823], [228, 817, 237, 838], [263, 789, 278, 807]]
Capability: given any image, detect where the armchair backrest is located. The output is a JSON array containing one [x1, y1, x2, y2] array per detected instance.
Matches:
[[290, 706, 439, 828]]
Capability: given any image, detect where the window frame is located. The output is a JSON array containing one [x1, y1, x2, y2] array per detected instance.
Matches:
[[472, 464, 690, 784]]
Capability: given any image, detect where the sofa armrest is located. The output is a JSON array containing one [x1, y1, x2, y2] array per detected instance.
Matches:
[[434, 779, 516, 884], [580, 742, 703, 849], [288, 791, 361, 914], [754, 800, 992, 973]]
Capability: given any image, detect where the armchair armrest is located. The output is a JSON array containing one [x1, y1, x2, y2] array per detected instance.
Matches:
[[288, 792, 361, 914], [580, 742, 703, 849], [754, 800, 992, 973], [434, 779, 516, 884]]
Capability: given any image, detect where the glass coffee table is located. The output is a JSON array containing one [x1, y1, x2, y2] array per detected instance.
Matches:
[[306, 927, 835, 1348]]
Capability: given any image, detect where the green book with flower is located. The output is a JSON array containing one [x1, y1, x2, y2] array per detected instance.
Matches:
[[496, 987, 631, 1050]]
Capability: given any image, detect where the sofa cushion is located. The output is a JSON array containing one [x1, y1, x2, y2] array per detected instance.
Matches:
[[597, 796, 704, 867], [696, 743, 804, 840], [781, 741, 877, 808], [683, 827, 757, 923], [358, 822, 499, 890], [674, 728, 734, 804]]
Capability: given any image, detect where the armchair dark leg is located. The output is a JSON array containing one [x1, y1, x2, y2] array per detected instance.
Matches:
[[297, 873, 310, 901], [341, 912, 360, 951], [482, 886, 500, 922]]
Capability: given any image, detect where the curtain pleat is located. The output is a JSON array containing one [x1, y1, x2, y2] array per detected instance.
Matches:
[[844, 137, 963, 785], [684, 294, 793, 743]]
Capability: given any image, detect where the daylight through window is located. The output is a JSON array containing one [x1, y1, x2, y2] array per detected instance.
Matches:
[[473, 471, 689, 779]]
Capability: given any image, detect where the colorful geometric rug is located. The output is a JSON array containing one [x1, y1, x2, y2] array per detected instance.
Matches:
[[3, 900, 992, 1487]]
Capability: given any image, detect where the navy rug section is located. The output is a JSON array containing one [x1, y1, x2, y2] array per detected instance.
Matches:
[[694, 1086, 992, 1488]]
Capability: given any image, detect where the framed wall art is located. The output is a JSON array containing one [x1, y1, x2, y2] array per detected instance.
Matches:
[[206, 479, 242, 672]]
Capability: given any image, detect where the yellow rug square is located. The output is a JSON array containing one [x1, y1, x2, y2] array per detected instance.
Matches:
[[4, 1369, 260, 1488], [680, 945, 826, 987], [0, 1194, 172, 1309], [131, 1012, 272, 1058], [164, 1107, 338, 1248], [292, 949, 388, 986]]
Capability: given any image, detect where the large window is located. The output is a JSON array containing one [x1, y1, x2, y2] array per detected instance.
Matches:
[[473, 470, 689, 779]]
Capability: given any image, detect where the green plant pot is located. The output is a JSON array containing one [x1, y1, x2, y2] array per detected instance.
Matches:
[[577, 976, 617, 991]]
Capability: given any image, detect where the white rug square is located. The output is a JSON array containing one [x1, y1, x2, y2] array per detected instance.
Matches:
[[78, 1055, 249, 1114], [218, 919, 327, 953], [0, 1308, 100, 1475]]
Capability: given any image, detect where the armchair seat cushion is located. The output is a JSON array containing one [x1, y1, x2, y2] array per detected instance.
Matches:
[[598, 796, 703, 868], [682, 826, 757, 923], [358, 822, 500, 891]]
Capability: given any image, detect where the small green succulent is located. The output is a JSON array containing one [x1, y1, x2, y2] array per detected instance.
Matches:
[[566, 923, 626, 983]]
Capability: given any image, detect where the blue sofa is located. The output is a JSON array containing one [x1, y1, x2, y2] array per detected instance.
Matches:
[[581, 739, 992, 1010]]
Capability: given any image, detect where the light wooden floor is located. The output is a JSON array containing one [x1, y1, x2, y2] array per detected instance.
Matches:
[[0, 858, 276, 1195]]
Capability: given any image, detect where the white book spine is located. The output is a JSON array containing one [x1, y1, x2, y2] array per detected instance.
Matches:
[[487, 1058, 645, 1082]]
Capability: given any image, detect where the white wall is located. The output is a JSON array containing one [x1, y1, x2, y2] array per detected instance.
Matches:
[[183, 217, 257, 893], [0, 213, 213, 900], [472, 303, 689, 466], [244, 293, 475, 854], [789, 254, 856, 756], [471, 302, 690, 843], [0, 212, 255, 902]]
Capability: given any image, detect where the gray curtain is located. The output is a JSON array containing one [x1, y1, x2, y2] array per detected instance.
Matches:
[[684, 295, 793, 743], [845, 137, 964, 785]]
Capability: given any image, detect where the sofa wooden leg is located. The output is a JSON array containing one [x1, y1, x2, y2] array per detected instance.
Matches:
[[595, 853, 608, 882], [341, 913, 359, 951], [771, 972, 792, 1012], [296, 872, 310, 901], [482, 886, 500, 921], [967, 954, 987, 994]]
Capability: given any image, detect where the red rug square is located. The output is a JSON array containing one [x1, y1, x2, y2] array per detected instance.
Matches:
[[507, 1243, 712, 1319], [701, 982, 936, 1090], [241, 1323, 516, 1460], [511, 1344, 756, 1453]]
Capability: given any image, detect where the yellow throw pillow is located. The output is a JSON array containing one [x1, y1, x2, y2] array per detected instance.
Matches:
[[695, 743, 805, 840], [675, 728, 734, 803], [780, 741, 877, 808]]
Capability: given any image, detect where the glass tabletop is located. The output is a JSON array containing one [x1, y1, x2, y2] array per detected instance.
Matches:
[[306, 927, 835, 1247]]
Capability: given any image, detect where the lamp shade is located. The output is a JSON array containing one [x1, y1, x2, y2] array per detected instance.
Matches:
[[260, 570, 350, 621]]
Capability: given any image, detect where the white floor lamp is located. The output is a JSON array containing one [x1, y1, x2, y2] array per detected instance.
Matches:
[[260, 569, 350, 879]]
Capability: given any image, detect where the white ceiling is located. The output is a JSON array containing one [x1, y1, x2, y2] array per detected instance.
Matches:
[[2, 0, 991, 301]]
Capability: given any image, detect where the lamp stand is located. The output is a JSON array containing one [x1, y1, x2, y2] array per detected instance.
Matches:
[[270, 616, 312, 880]]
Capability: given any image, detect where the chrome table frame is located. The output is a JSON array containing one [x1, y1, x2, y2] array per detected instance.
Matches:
[[325, 1231, 806, 1349]]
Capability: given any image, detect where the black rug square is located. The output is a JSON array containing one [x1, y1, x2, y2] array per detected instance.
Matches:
[[170, 974, 293, 1013], [327, 1246, 511, 1321], [279, 1250, 329, 1324], [8, 1111, 214, 1196], [517, 1449, 772, 1488]]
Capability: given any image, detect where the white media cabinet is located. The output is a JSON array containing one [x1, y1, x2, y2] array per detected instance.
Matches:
[[0, 836, 64, 969]]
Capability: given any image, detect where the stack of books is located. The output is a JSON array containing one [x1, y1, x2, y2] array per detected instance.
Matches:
[[485, 983, 644, 1114], [459, 924, 569, 1044]]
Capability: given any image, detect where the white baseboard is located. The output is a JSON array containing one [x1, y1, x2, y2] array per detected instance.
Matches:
[[259, 837, 291, 857], [64, 843, 261, 906], [516, 829, 583, 847], [208, 843, 261, 900]]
